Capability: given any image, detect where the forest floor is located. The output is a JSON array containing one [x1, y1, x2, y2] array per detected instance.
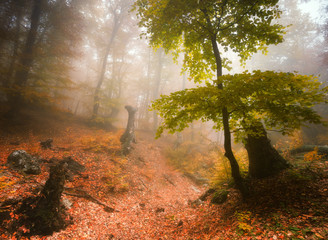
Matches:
[[0, 109, 328, 239]]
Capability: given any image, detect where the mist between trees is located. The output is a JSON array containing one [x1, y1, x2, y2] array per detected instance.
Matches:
[[0, 0, 327, 142]]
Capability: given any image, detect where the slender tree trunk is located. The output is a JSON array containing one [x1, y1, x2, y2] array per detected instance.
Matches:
[[152, 48, 163, 134], [211, 36, 248, 198], [13, 0, 42, 87], [6, 0, 24, 87], [92, 13, 121, 119], [144, 47, 152, 125], [10, 0, 42, 110], [74, 100, 80, 115], [175, 73, 187, 146]]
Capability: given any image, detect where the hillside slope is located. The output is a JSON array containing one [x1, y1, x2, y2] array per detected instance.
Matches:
[[0, 110, 327, 239]]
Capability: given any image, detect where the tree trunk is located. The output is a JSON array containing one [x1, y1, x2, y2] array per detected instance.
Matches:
[[92, 12, 121, 119], [120, 105, 137, 155], [6, 0, 24, 87], [13, 0, 42, 87], [152, 47, 164, 134], [17, 161, 69, 236], [9, 0, 42, 110], [245, 123, 289, 178], [211, 36, 248, 198]]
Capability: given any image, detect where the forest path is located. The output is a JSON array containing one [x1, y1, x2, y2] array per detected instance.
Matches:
[[2, 112, 327, 239], [52, 133, 205, 239]]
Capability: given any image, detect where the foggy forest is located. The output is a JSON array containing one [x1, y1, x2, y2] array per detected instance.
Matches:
[[0, 0, 327, 239]]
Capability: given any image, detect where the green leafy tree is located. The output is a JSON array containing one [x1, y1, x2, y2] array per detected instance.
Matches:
[[135, 0, 285, 196], [152, 71, 327, 177]]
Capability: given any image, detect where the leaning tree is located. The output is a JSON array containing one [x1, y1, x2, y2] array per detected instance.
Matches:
[[134, 0, 289, 197]]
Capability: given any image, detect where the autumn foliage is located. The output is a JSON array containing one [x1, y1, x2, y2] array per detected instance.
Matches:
[[0, 109, 327, 239]]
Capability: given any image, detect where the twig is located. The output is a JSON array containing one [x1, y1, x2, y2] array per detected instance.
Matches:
[[163, 174, 175, 186], [137, 177, 148, 190], [64, 187, 115, 213]]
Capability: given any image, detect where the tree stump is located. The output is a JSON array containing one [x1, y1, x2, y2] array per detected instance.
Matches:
[[15, 161, 69, 236], [120, 105, 137, 155], [245, 124, 289, 178], [40, 139, 53, 149]]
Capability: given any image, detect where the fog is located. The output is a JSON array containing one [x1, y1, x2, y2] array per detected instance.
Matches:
[[0, 0, 327, 144]]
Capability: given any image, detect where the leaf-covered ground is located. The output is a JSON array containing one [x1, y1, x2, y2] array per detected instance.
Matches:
[[0, 111, 327, 239]]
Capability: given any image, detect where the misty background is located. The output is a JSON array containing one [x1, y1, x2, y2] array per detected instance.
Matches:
[[0, 0, 327, 145]]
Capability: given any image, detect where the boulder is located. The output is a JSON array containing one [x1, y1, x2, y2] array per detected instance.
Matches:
[[7, 150, 41, 175]]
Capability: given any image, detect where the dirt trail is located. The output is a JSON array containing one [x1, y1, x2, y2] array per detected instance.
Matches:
[[51, 135, 204, 239]]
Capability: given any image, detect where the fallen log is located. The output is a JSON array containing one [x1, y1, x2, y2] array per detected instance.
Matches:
[[184, 172, 209, 185], [289, 145, 328, 155]]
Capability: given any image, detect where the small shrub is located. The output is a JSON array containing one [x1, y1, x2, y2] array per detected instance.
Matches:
[[210, 147, 248, 188], [102, 161, 129, 192], [77, 132, 122, 154], [304, 147, 323, 162], [164, 142, 216, 182], [235, 210, 253, 233]]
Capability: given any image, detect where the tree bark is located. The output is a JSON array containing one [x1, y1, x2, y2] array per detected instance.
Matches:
[[152, 47, 164, 134], [17, 161, 69, 236], [92, 4, 124, 119], [211, 36, 248, 198], [92, 33, 116, 119], [120, 105, 137, 155], [6, 0, 24, 87], [13, 0, 42, 87], [245, 123, 289, 178], [8, 0, 42, 112]]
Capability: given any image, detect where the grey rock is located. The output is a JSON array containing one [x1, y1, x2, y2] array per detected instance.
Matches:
[[7, 150, 41, 175]]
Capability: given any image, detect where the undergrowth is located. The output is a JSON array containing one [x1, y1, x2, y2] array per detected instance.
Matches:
[[164, 141, 249, 188]]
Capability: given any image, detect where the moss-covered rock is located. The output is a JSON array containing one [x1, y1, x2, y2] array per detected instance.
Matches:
[[211, 189, 229, 204]]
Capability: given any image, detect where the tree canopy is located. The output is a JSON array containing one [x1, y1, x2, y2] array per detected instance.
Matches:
[[135, 0, 293, 195], [135, 0, 285, 81], [152, 71, 328, 141]]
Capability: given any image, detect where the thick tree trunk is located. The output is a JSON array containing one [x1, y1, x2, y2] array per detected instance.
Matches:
[[6, 0, 24, 87], [7, 0, 42, 113], [120, 105, 137, 155], [211, 36, 248, 198], [13, 0, 42, 88], [245, 123, 289, 178], [17, 161, 69, 236]]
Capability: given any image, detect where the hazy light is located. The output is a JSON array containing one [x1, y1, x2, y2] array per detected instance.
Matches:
[[299, 0, 325, 22]]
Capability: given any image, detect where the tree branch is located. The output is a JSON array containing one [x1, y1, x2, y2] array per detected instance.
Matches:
[[219, 0, 260, 32], [64, 187, 115, 213], [216, 0, 228, 33]]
